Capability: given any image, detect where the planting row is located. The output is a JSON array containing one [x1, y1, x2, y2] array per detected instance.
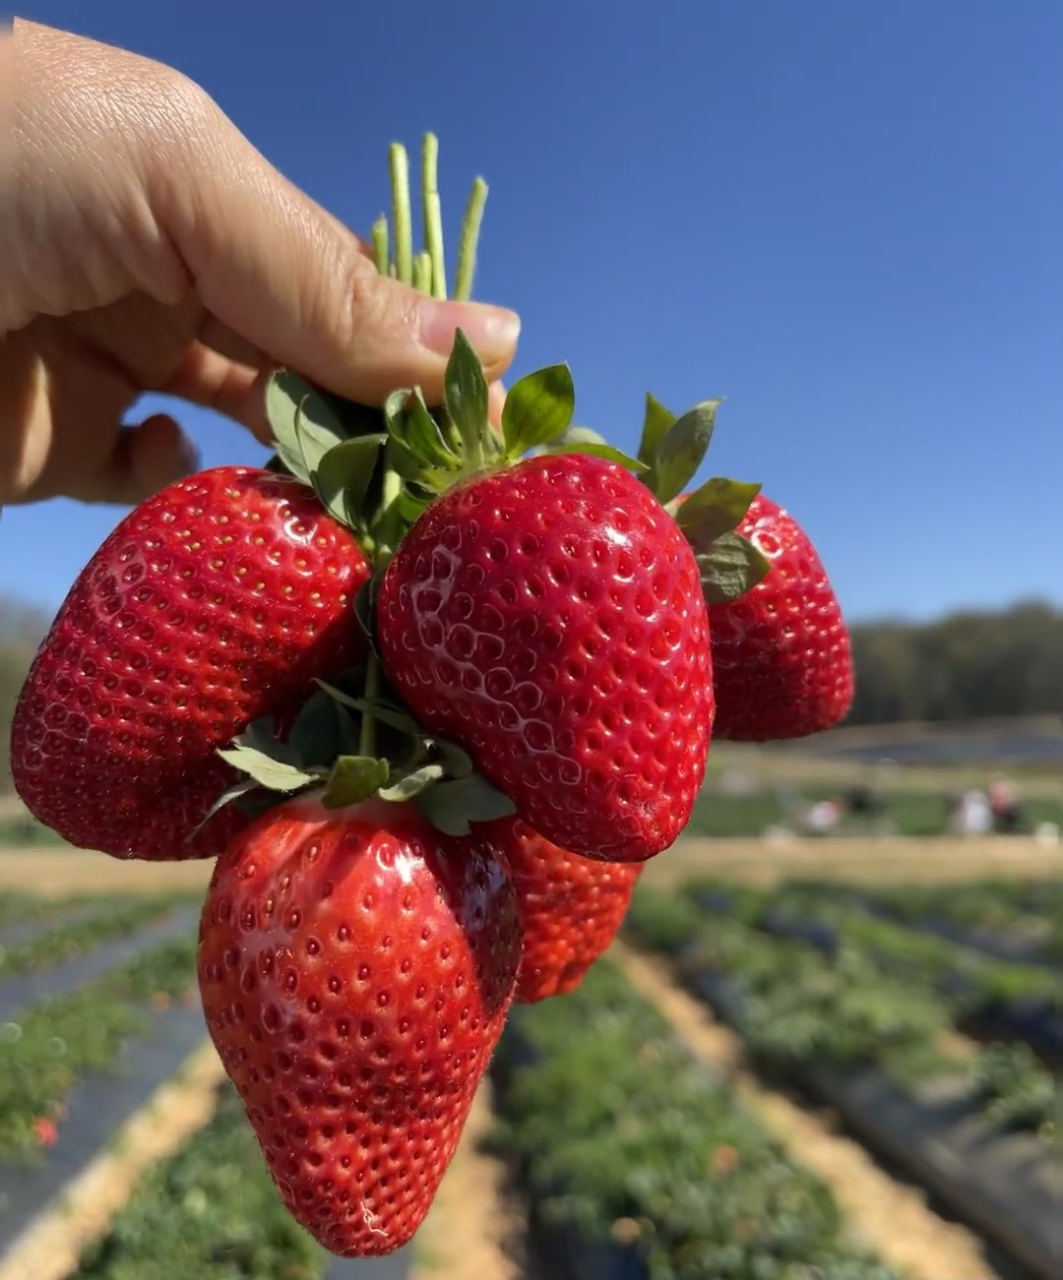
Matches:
[[627, 887, 1057, 1138], [684, 878, 1063, 1064], [0, 893, 206, 1253], [0, 894, 194, 982], [492, 958, 899, 1280], [69, 1082, 409, 1280], [0, 935, 200, 1164], [624, 886, 1062, 1280], [830, 877, 1063, 965]]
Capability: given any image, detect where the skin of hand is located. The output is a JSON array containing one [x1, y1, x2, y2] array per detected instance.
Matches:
[[0, 18, 520, 507]]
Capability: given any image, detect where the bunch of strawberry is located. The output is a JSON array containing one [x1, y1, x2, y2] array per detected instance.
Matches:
[[8, 136, 852, 1257]]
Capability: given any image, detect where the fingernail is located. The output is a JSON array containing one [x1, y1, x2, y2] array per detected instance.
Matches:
[[419, 300, 521, 364]]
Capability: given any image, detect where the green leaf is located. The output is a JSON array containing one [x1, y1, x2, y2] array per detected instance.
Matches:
[[695, 530, 771, 605], [216, 745, 316, 793], [380, 404, 428, 482], [651, 399, 721, 504], [407, 390, 462, 470], [442, 329, 490, 458], [676, 477, 762, 548], [264, 371, 351, 483], [186, 778, 260, 842], [552, 425, 607, 446], [311, 435, 386, 528], [638, 392, 676, 469], [382, 389, 460, 473], [501, 364, 575, 457], [431, 737, 475, 779], [416, 772, 516, 836], [321, 755, 390, 808], [544, 440, 649, 474], [379, 762, 446, 802], [236, 717, 302, 767]]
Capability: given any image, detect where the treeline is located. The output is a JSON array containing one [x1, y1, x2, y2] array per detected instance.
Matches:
[[1, 597, 1061, 787], [847, 601, 1063, 725]]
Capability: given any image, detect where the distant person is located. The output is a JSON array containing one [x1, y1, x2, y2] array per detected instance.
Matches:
[[804, 798, 841, 836], [988, 774, 1023, 834], [2, 20, 520, 507], [956, 788, 992, 836]]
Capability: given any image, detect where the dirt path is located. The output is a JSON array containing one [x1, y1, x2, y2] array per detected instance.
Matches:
[[642, 834, 1063, 887], [0, 1039, 226, 1280], [612, 942, 1001, 1280], [0, 847, 215, 896], [2, 833, 1060, 902], [410, 1083, 523, 1280]]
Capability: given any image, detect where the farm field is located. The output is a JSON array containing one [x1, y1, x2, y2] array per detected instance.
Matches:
[[620, 872, 1062, 1280], [1, 813, 1060, 1280]]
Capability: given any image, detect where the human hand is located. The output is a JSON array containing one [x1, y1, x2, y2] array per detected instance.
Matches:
[[0, 19, 520, 506]]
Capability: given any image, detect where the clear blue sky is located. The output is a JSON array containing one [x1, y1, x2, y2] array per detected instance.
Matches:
[[6, 0, 1062, 623]]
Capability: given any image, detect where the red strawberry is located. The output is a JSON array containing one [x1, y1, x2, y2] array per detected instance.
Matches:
[[10, 467, 369, 860], [706, 494, 852, 740], [375, 453, 714, 863], [499, 819, 642, 1002], [197, 793, 521, 1257]]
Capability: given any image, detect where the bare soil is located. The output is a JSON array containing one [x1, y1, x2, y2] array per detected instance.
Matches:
[[0, 847, 215, 896], [612, 942, 1002, 1280]]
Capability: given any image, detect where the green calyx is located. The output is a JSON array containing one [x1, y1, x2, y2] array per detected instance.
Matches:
[[203, 664, 516, 838], [637, 393, 771, 605]]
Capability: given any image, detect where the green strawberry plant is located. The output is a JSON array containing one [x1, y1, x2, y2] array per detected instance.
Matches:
[[0, 934, 198, 1162], [627, 882, 1059, 1140], [495, 959, 899, 1280]]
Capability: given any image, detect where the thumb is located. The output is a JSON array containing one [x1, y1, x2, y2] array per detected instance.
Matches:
[[162, 94, 520, 406]]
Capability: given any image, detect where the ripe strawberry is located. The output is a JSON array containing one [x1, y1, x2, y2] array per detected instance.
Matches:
[[198, 793, 521, 1257], [375, 452, 714, 863], [499, 819, 642, 1002], [10, 467, 369, 860], [706, 494, 852, 740]]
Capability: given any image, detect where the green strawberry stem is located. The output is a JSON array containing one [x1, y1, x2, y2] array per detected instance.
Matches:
[[371, 217, 389, 277], [412, 252, 432, 294], [454, 177, 488, 302], [373, 136, 491, 483], [380, 137, 487, 305], [389, 143, 414, 286], [421, 133, 447, 299]]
